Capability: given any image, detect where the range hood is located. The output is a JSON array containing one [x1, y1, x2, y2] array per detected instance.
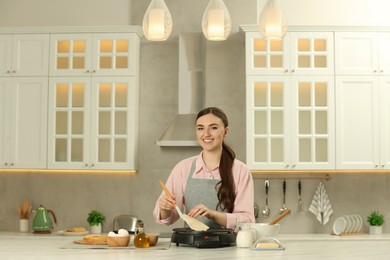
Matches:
[[156, 33, 204, 146]]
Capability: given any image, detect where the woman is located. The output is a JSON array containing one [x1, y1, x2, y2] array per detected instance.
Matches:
[[153, 107, 255, 230]]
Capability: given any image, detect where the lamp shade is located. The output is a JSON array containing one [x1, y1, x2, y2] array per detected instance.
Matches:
[[258, 0, 288, 40], [202, 0, 232, 41], [142, 0, 173, 41]]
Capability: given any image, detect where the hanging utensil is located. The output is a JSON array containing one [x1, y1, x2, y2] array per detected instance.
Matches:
[[297, 180, 303, 212], [270, 209, 291, 225], [262, 180, 270, 218], [279, 180, 288, 214], [159, 180, 209, 231]]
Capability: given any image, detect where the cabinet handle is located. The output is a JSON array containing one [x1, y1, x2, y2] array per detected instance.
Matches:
[[6, 70, 11, 74], [373, 70, 377, 73], [12, 70, 16, 73], [86, 70, 90, 73], [380, 70, 384, 73], [284, 69, 288, 73], [291, 164, 296, 168], [285, 164, 290, 168], [382, 165, 385, 168], [85, 163, 88, 167], [4, 163, 8, 166], [10, 163, 14, 166], [91, 163, 94, 167], [375, 165, 379, 168], [291, 69, 295, 73], [92, 70, 96, 73]]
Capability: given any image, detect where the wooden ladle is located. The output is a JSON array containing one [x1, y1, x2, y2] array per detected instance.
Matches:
[[270, 209, 291, 225]]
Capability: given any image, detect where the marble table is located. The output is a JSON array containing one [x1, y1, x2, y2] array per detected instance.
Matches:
[[1, 232, 390, 260]]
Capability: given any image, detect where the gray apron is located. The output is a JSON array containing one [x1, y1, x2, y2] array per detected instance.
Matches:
[[184, 160, 222, 229]]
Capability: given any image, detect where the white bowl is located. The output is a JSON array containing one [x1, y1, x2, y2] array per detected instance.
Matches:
[[249, 223, 280, 240]]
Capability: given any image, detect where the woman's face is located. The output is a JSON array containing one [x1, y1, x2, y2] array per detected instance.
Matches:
[[196, 113, 228, 152]]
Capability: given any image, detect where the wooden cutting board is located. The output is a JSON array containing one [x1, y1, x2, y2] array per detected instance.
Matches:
[[74, 239, 107, 245]]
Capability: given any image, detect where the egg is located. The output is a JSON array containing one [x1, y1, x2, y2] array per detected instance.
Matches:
[[108, 231, 116, 237], [117, 229, 129, 237]]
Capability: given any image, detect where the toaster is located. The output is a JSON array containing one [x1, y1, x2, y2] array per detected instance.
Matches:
[[113, 215, 141, 234]]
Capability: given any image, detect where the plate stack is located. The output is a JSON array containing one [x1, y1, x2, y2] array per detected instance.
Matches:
[[332, 215, 363, 235]]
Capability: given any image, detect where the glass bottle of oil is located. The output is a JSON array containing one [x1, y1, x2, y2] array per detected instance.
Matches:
[[134, 222, 149, 248]]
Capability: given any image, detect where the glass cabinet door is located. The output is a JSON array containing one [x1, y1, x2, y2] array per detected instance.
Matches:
[[90, 77, 136, 169], [245, 32, 289, 75], [48, 77, 90, 169], [291, 76, 335, 169], [50, 34, 93, 76], [290, 32, 334, 75], [247, 76, 290, 169], [92, 34, 137, 76]]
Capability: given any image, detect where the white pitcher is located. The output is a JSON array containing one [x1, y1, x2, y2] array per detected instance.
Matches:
[[236, 224, 254, 248]]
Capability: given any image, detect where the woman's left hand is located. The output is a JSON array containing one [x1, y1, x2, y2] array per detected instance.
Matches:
[[187, 204, 214, 219]]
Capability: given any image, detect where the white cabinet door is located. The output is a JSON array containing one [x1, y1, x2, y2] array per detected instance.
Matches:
[[50, 33, 139, 77], [0, 77, 48, 168], [335, 32, 378, 75], [0, 34, 49, 76], [246, 76, 290, 170], [0, 78, 11, 167], [47, 77, 91, 169], [49, 34, 93, 76], [290, 76, 335, 169], [245, 32, 333, 76], [378, 33, 390, 75], [48, 76, 138, 170], [336, 76, 380, 169], [380, 76, 390, 169]]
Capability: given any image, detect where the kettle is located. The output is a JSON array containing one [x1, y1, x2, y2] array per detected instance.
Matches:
[[32, 204, 57, 233]]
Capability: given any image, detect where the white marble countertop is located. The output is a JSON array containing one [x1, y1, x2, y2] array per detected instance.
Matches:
[[2, 232, 390, 260]]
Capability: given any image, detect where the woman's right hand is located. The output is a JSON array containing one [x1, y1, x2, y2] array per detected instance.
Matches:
[[159, 194, 176, 219]]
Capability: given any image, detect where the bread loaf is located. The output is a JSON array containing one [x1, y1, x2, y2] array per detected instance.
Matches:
[[255, 242, 280, 249]]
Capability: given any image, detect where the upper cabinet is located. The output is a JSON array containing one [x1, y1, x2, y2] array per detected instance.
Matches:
[[245, 31, 334, 76], [0, 34, 49, 76], [50, 33, 139, 76], [335, 32, 390, 169], [244, 29, 335, 170], [335, 32, 390, 75], [0, 77, 48, 169]]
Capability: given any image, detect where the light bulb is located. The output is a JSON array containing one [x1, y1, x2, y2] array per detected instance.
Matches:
[[258, 0, 288, 40], [142, 0, 172, 41], [202, 0, 232, 41]]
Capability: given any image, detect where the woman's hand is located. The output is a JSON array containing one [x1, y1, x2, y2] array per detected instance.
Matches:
[[158, 194, 176, 219], [188, 204, 227, 227], [187, 204, 215, 219]]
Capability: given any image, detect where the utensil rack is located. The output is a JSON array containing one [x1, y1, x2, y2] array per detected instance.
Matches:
[[253, 174, 331, 181]]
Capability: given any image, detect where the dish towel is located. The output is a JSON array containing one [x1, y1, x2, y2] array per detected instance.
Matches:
[[309, 182, 333, 225]]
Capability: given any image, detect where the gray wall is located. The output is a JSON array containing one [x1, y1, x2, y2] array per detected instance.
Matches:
[[0, 0, 390, 235]]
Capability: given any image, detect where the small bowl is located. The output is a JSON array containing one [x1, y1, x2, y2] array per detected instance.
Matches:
[[106, 235, 130, 247], [146, 233, 159, 246], [250, 223, 280, 240]]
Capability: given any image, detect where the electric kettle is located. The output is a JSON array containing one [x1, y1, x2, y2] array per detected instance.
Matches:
[[32, 204, 57, 233]]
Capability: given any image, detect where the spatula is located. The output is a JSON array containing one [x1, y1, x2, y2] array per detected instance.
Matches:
[[159, 180, 209, 231]]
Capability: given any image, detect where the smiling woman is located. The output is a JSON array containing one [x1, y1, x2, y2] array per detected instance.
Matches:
[[153, 107, 255, 231]]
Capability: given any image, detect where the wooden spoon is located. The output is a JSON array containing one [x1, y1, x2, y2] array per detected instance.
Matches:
[[270, 209, 291, 225]]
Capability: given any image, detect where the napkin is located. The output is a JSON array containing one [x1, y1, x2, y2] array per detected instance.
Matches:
[[309, 182, 333, 225]]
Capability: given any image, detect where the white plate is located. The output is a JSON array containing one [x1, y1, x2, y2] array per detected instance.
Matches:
[[354, 215, 363, 232], [333, 217, 347, 235], [58, 230, 89, 236]]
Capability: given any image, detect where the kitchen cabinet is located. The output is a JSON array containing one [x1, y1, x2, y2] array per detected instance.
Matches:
[[47, 76, 138, 170], [335, 32, 390, 169], [49, 33, 138, 76], [245, 31, 334, 76], [335, 32, 390, 75], [245, 30, 335, 170], [335, 76, 390, 170], [0, 77, 48, 168], [0, 34, 49, 76], [246, 75, 335, 170]]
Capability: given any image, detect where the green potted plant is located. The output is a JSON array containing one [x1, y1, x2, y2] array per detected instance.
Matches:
[[367, 211, 384, 235], [87, 209, 106, 234]]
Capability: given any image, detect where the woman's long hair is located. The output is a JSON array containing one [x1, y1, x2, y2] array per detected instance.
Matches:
[[196, 107, 236, 213]]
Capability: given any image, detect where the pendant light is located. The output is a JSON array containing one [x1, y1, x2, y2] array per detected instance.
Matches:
[[142, 0, 173, 41], [258, 0, 288, 40], [202, 0, 232, 41]]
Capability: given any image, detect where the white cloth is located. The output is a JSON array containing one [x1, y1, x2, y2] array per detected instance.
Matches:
[[309, 182, 333, 225]]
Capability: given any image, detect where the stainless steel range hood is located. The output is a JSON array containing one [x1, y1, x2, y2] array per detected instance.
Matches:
[[156, 33, 204, 146]]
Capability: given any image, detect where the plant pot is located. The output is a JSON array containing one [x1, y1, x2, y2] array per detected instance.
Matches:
[[369, 225, 382, 235], [90, 224, 102, 234]]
